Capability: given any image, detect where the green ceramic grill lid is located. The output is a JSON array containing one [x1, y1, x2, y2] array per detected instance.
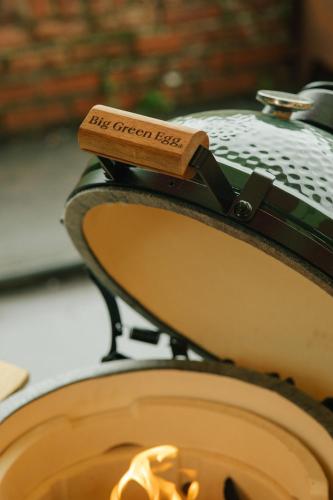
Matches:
[[65, 85, 333, 402]]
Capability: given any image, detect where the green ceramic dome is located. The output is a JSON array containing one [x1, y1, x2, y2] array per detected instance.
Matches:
[[70, 86, 333, 278], [173, 108, 333, 257], [175, 111, 333, 213], [63, 89, 333, 405]]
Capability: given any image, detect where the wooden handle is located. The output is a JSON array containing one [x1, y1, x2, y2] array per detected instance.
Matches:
[[78, 105, 209, 177], [0, 361, 29, 401]]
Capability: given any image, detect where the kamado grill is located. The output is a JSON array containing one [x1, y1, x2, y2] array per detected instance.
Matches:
[[0, 82, 333, 500]]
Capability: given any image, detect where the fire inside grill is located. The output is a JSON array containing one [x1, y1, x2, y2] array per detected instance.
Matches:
[[111, 445, 199, 500], [110, 445, 239, 500]]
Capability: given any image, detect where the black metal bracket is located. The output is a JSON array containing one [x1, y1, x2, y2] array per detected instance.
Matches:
[[224, 478, 241, 500], [91, 271, 187, 361], [190, 146, 274, 221], [170, 335, 189, 359], [130, 327, 161, 345], [130, 328, 189, 359], [228, 168, 275, 222], [189, 146, 235, 212], [89, 273, 128, 362], [97, 156, 116, 179], [99, 147, 274, 222]]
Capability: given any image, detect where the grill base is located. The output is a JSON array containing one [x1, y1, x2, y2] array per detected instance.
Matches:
[[0, 365, 332, 499]]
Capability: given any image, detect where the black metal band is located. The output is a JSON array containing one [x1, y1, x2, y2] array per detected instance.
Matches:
[[79, 160, 332, 279], [189, 145, 235, 212]]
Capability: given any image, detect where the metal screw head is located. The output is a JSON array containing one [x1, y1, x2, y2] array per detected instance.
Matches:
[[233, 200, 253, 220]]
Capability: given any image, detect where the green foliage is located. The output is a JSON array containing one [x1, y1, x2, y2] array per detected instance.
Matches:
[[102, 78, 114, 97], [135, 90, 174, 117]]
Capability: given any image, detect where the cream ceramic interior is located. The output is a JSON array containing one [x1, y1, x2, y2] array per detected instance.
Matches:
[[0, 370, 332, 500], [82, 202, 333, 400]]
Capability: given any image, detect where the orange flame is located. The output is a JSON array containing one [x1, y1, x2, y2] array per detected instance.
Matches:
[[110, 445, 199, 499]]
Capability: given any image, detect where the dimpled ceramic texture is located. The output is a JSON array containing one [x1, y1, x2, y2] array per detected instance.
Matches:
[[174, 111, 333, 214]]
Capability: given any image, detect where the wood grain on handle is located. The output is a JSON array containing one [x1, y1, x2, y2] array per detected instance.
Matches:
[[78, 105, 209, 177], [0, 361, 29, 401]]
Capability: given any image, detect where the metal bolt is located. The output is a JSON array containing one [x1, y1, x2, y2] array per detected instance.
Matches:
[[233, 200, 253, 220]]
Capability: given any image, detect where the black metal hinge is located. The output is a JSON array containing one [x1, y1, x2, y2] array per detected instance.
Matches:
[[189, 146, 235, 212], [190, 145, 275, 221]]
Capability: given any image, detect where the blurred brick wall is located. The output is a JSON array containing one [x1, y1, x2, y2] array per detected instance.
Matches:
[[0, 0, 294, 134]]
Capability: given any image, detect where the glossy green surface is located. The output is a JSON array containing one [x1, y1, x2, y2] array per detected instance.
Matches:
[[174, 110, 333, 244]]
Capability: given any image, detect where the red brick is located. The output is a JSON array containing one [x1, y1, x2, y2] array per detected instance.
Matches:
[[135, 33, 184, 55], [9, 40, 127, 74], [225, 45, 290, 67], [173, 57, 200, 72], [248, 19, 291, 40], [163, 85, 176, 98], [1, 0, 29, 19], [34, 20, 87, 40], [10, 47, 67, 72], [1, 0, 19, 18], [131, 63, 158, 82], [96, 15, 117, 30], [164, 4, 222, 23], [99, 5, 156, 30], [103, 42, 127, 57], [202, 19, 285, 46], [206, 52, 225, 71], [0, 73, 99, 107], [91, 0, 133, 19], [10, 53, 42, 72], [118, 4, 156, 28], [88, 0, 112, 16], [107, 68, 128, 85], [200, 73, 258, 96], [197, 25, 246, 44], [72, 95, 104, 117], [97, 42, 127, 58], [109, 64, 157, 85], [103, 12, 155, 30], [116, 92, 140, 110], [28, 0, 53, 17], [40, 73, 99, 97], [0, 83, 36, 107], [41, 48, 66, 67], [162, 0, 205, 9], [69, 44, 98, 62], [70, 41, 126, 63], [3, 102, 68, 131], [0, 26, 29, 51], [228, 0, 279, 10], [178, 83, 197, 102], [57, 0, 82, 17], [0, 0, 294, 137]]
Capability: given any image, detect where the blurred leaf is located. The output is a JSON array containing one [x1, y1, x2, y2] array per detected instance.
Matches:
[[135, 90, 173, 116]]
